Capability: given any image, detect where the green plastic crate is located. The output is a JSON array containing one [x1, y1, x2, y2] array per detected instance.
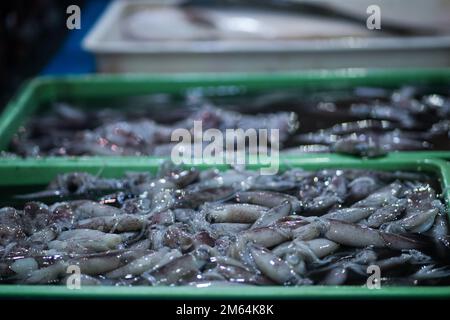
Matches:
[[1, 69, 450, 159], [0, 154, 449, 299]]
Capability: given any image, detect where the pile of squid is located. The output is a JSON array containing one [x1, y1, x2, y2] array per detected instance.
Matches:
[[9, 103, 296, 157], [1, 163, 449, 287], [284, 86, 450, 157], [8, 85, 450, 158]]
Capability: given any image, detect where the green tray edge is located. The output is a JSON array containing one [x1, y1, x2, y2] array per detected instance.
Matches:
[[2, 68, 450, 157], [0, 285, 448, 300], [0, 155, 449, 299], [0, 152, 446, 186]]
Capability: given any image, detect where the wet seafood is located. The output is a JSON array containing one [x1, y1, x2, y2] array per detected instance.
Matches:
[[0, 164, 449, 286], [11, 104, 295, 157], [9, 85, 450, 158]]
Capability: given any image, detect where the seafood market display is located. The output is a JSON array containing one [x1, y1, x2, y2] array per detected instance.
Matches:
[[0, 163, 449, 286], [8, 85, 450, 157], [10, 102, 295, 157]]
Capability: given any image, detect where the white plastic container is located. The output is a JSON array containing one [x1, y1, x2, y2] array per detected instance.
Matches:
[[83, 0, 450, 73]]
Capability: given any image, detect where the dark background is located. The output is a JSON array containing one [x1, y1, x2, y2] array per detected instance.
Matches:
[[0, 0, 104, 110]]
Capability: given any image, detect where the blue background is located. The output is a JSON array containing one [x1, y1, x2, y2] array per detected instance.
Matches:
[[41, 0, 110, 75]]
